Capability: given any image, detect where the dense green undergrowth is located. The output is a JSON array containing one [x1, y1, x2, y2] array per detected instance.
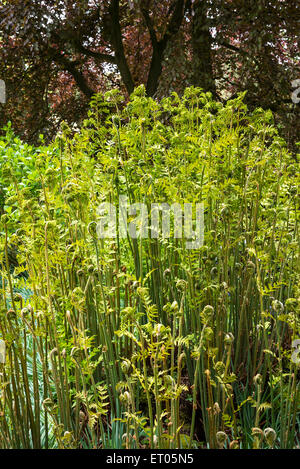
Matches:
[[0, 87, 299, 449]]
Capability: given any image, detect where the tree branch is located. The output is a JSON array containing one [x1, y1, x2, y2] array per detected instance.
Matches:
[[161, 0, 185, 46], [70, 40, 117, 65], [50, 49, 95, 98], [139, 5, 158, 47], [140, 0, 185, 96], [51, 29, 117, 65], [109, 0, 135, 94], [216, 39, 245, 55], [215, 38, 263, 73]]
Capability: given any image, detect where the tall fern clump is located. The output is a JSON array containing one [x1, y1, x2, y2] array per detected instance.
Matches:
[[0, 87, 299, 449]]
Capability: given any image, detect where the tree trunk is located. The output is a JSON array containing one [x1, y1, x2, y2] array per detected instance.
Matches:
[[191, 0, 216, 95], [109, 0, 135, 95], [142, 0, 185, 97]]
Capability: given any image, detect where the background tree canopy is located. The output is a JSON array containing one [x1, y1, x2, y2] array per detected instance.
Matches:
[[0, 0, 299, 147]]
